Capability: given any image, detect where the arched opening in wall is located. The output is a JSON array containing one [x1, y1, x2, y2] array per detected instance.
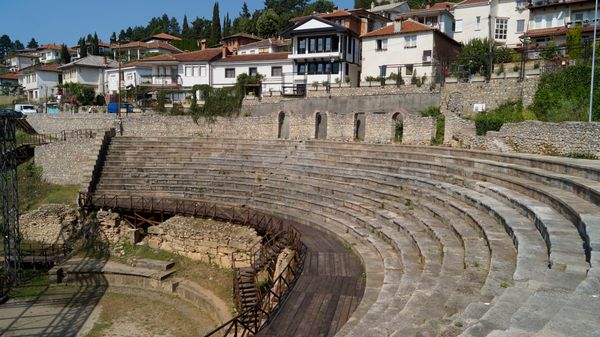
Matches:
[[392, 112, 403, 143], [278, 111, 289, 139], [315, 112, 327, 139], [354, 112, 365, 141]]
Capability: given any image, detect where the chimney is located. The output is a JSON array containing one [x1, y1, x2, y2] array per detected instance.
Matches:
[[200, 39, 207, 50], [222, 44, 228, 58], [425, 2, 432, 8], [394, 19, 402, 33], [371, 2, 375, 9], [104, 55, 108, 65]]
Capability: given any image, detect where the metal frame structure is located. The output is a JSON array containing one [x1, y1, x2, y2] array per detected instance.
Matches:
[[0, 117, 22, 285]]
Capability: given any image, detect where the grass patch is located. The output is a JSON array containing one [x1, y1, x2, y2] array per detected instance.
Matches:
[[18, 159, 79, 212], [565, 152, 598, 160], [120, 242, 174, 261]]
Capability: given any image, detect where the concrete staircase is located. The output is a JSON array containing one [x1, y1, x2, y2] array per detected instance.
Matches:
[[89, 137, 600, 337]]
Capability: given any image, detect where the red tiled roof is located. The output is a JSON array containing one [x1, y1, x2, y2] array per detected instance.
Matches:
[[361, 19, 433, 38], [215, 52, 290, 63], [20, 62, 63, 73], [122, 60, 151, 68], [456, 0, 489, 6], [150, 33, 182, 41], [39, 43, 62, 51], [0, 73, 19, 80], [408, 2, 455, 14], [143, 48, 222, 62], [238, 38, 290, 49], [113, 41, 182, 53]]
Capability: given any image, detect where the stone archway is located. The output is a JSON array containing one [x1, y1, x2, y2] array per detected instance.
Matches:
[[315, 112, 327, 139], [392, 112, 403, 143], [354, 113, 365, 141], [278, 111, 289, 139]]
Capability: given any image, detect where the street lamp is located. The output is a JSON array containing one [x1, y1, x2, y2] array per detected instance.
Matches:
[[589, 0, 599, 122]]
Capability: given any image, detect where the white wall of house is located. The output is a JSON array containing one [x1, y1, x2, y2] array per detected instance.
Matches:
[[453, 3, 490, 44], [63, 66, 108, 94], [238, 46, 274, 55], [362, 31, 436, 81], [441, 13, 455, 39], [492, 0, 530, 47], [179, 63, 211, 88], [105, 67, 152, 94], [18, 71, 60, 102], [212, 60, 294, 93], [40, 50, 60, 64], [9, 55, 37, 71]]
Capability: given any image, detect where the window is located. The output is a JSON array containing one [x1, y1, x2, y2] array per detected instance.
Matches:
[[259, 47, 269, 54], [405, 64, 413, 76], [516, 19, 525, 33], [376, 39, 388, 51], [298, 38, 306, 53], [271, 66, 283, 77], [516, 0, 527, 8], [534, 15, 543, 29], [317, 38, 324, 52], [309, 38, 316, 53], [184, 65, 191, 77], [308, 63, 317, 74], [298, 64, 306, 75], [404, 35, 417, 48], [199, 65, 206, 77], [495, 18, 508, 40], [126, 73, 133, 81], [249, 67, 257, 76], [325, 37, 332, 52], [455, 19, 463, 32], [225, 68, 236, 78], [423, 50, 432, 63], [476, 16, 481, 30], [379, 65, 387, 77]]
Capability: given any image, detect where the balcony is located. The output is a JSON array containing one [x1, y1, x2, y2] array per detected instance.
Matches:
[[528, 0, 587, 8]]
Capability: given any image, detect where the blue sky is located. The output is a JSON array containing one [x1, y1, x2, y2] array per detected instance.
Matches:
[[1, 0, 355, 46]]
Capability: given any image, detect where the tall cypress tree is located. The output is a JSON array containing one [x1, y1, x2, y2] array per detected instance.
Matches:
[[110, 32, 117, 44], [60, 44, 71, 64], [182, 15, 191, 38], [209, 2, 222, 46], [79, 38, 88, 58], [91, 32, 100, 55], [223, 13, 232, 38]]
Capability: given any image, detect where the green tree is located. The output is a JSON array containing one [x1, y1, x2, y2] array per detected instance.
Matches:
[[456, 38, 494, 76], [91, 33, 100, 55], [13, 40, 24, 51], [540, 41, 560, 60], [169, 16, 181, 35], [304, 0, 336, 15], [27, 37, 38, 49], [566, 26, 583, 61], [118, 30, 127, 42], [60, 44, 71, 64], [182, 15, 191, 38], [110, 32, 117, 44], [0, 35, 13, 58], [257, 9, 280, 38], [209, 2, 222, 46], [223, 13, 232, 37], [79, 38, 88, 58], [241, 2, 251, 18]]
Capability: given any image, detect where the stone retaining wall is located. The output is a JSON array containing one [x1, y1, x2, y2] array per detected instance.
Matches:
[[35, 138, 98, 185], [147, 216, 262, 268], [27, 113, 117, 134], [455, 120, 600, 157]]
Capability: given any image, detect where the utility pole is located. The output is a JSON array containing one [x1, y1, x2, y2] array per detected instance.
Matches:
[[488, 14, 494, 80], [117, 42, 122, 119], [589, 0, 598, 123]]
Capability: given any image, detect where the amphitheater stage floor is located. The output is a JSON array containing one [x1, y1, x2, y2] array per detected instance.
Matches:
[[256, 222, 365, 337]]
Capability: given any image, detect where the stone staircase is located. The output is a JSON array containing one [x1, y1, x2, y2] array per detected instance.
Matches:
[[88, 137, 600, 337]]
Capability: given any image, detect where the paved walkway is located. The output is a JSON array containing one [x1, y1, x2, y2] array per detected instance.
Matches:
[[256, 222, 365, 337], [0, 285, 105, 337]]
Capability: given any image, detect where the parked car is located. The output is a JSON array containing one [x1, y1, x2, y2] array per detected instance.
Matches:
[[14, 104, 38, 114], [107, 102, 133, 114], [0, 108, 24, 119]]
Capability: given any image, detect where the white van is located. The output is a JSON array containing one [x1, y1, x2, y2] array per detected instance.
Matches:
[[14, 104, 38, 114]]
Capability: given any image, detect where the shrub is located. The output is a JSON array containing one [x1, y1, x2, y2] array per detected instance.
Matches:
[[495, 64, 505, 76], [345, 76, 351, 84], [387, 72, 404, 84], [170, 103, 184, 115], [421, 107, 445, 145], [533, 62, 540, 69], [494, 46, 514, 63], [95, 95, 105, 106], [531, 64, 600, 122], [312, 81, 320, 88], [513, 65, 520, 72], [473, 100, 536, 135]]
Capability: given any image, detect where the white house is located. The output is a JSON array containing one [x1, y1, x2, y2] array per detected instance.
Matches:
[[237, 38, 290, 55], [491, 0, 529, 47], [37, 44, 63, 64], [141, 48, 222, 89], [142, 33, 182, 44], [524, 0, 596, 48], [17, 63, 62, 102], [368, 1, 411, 20], [361, 19, 461, 82], [452, 0, 491, 44], [71, 41, 112, 59], [58, 55, 118, 95], [105, 61, 152, 95], [405, 2, 456, 38], [212, 52, 294, 95], [7, 53, 39, 72]]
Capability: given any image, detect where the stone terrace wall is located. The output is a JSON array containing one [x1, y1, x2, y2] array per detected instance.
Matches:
[[403, 114, 436, 146], [27, 113, 117, 134], [147, 216, 262, 268], [495, 121, 600, 157], [440, 78, 539, 117], [35, 138, 98, 185]]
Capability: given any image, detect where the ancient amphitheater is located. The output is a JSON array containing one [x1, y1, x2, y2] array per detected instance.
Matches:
[[76, 133, 600, 337]]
